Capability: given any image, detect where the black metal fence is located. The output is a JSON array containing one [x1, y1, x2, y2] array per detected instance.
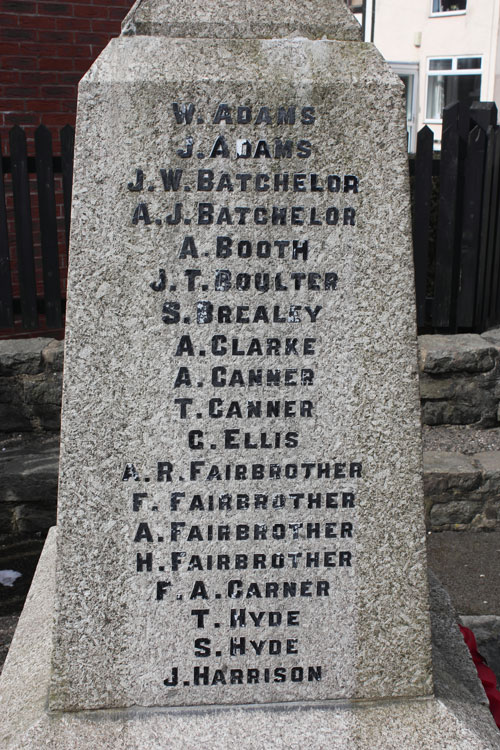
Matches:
[[1, 105, 500, 337], [411, 100, 500, 333], [0, 124, 74, 335]]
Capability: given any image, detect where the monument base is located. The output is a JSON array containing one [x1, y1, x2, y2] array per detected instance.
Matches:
[[1, 528, 499, 749]]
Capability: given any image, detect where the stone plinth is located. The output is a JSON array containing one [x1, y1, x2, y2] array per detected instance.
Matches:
[[1, 530, 499, 749]]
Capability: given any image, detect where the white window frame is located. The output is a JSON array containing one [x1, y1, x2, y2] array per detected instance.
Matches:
[[430, 0, 467, 17], [425, 55, 482, 123], [389, 62, 419, 153]]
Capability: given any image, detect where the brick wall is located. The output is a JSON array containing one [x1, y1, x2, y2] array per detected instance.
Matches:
[[0, 0, 135, 142], [0, 0, 135, 338]]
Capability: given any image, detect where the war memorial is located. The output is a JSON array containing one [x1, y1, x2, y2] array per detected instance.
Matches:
[[1, 0, 499, 746]]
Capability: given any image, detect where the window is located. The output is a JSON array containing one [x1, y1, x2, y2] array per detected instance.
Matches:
[[389, 62, 419, 152], [426, 56, 481, 121], [431, 0, 466, 15]]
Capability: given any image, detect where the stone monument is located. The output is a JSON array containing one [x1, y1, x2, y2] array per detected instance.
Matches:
[[1, 0, 499, 746]]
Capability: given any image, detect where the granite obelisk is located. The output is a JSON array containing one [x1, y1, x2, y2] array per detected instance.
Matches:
[[1, 0, 499, 747]]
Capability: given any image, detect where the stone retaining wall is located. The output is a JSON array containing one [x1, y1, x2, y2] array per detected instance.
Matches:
[[419, 331, 500, 427], [424, 451, 500, 531], [2, 334, 500, 537], [3, 332, 500, 434], [0, 338, 64, 433]]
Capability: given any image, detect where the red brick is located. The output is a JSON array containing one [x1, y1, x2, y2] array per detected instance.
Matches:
[[55, 16, 91, 30], [2, 56, 38, 70], [37, 29, 74, 44], [77, 31, 108, 45], [37, 2, 72, 14], [55, 44, 92, 58], [17, 41, 60, 55], [26, 99, 62, 113], [0, 13, 21, 27], [3, 0, 36, 10], [31, 113, 68, 126], [60, 99, 77, 112], [1, 27, 36, 41], [0, 71, 20, 83], [4, 85, 38, 98], [58, 71, 82, 85], [73, 3, 103, 18], [19, 71, 54, 84], [39, 57, 74, 71], [0, 42, 21, 55], [40, 85, 74, 100], [91, 0, 134, 6], [109, 7, 131, 20], [19, 15, 57, 29], [89, 18, 121, 33], [74, 62, 93, 77], [0, 99, 26, 111]]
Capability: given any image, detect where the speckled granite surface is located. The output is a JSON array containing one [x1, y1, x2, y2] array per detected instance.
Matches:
[[50, 22, 432, 712], [1, 528, 499, 749], [122, 0, 362, 40]]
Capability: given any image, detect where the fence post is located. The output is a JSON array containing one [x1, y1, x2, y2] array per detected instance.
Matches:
[[61, 125, 75, 253], [456, 125, 487, 328], [35, 125, 62, 329], [488, 132, 500, 328], [432, 102, 463, 331], [413, 126, 434, 329], [474, 127, 496, 330], [9, 125, 38, 330], [470, 101, 498, 133], [0, 135, 13, 328], [476, 129, 500, 330]]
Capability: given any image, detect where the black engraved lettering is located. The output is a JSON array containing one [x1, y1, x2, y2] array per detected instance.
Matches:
[[160, 168, 183, 190], [132, 203, 151, 225], [172, 102, 195, 124], [127, 169, 143, 191]]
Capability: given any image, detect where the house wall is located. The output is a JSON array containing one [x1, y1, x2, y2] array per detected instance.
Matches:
[[372, 0, 500, 147]]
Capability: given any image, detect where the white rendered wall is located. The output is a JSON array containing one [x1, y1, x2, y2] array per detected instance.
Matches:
[[372, 0, 500, 147]]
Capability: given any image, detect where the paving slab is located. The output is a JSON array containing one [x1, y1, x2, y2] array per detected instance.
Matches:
[[427, 531, 500, 616]]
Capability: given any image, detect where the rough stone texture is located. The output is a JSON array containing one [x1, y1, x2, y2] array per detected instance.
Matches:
[[122, 0, 362, 40], [0, 539, 45, 616], [1, 532, 499, 749], [419, 335, 499, 375], [460, 616, 500, 684], [428, 571, 487, 707], [0, 382, 499, 554], [0, 431, 59, 615], [422, 425, 500, 453], [0, 339, 46, 377], [0, 339, 63, 433], [3, 435, 500, 549], [0, 615, 18, 672], [426, 530, 500, 617], [41, 339, 64, 372], [48, 22, 436, 711], [424, 451, 500, 530], [3, 330, 500, 437], [419, 333, 500, 428], [0, 435, 59, 542], [481, 329, 500, 347]]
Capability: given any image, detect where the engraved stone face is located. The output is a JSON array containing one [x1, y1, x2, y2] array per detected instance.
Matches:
[[49, 3, 432, 712]]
